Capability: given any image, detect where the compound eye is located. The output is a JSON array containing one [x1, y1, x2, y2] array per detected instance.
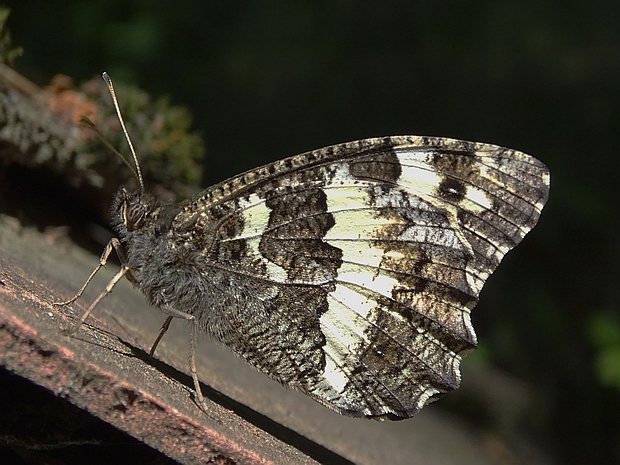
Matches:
[[125, 201, 145, 229]]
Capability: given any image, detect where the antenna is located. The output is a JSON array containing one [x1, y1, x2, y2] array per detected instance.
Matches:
[[78, 116, 140, 181], [102, 72, 145, 193]]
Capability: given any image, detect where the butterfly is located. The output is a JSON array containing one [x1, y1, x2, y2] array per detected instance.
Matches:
[[57, 73, 550, 420]]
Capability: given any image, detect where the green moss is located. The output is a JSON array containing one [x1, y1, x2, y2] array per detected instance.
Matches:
[[0, 8, 23, 65], [589, 312, 620, 390]]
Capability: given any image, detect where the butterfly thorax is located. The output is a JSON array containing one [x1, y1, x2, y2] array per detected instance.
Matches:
[[109, 189, 242, 331]]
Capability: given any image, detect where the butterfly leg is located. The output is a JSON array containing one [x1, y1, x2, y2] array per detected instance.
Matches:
[[54, 238, 127, 306], [54, 238, 130, 335], [149, 316, 173, 356], [157, 305, 210, 413]]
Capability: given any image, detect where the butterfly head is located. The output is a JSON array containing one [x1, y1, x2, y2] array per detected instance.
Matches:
[[114, 188, 148, 231], [111, 188, 149, 237], [110, 187, 178, 240]]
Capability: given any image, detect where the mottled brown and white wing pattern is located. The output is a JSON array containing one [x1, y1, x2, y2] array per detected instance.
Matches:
[[135, 136, 549, 420]]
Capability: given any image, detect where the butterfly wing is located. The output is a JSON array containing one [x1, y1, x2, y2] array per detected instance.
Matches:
[[170, 135, 549, 419]]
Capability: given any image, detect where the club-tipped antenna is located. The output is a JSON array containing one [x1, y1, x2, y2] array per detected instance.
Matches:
[[102, 72, 145, 193]]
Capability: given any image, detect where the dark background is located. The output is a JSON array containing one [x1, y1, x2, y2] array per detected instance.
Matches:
[[3, 1, 620, 464]]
